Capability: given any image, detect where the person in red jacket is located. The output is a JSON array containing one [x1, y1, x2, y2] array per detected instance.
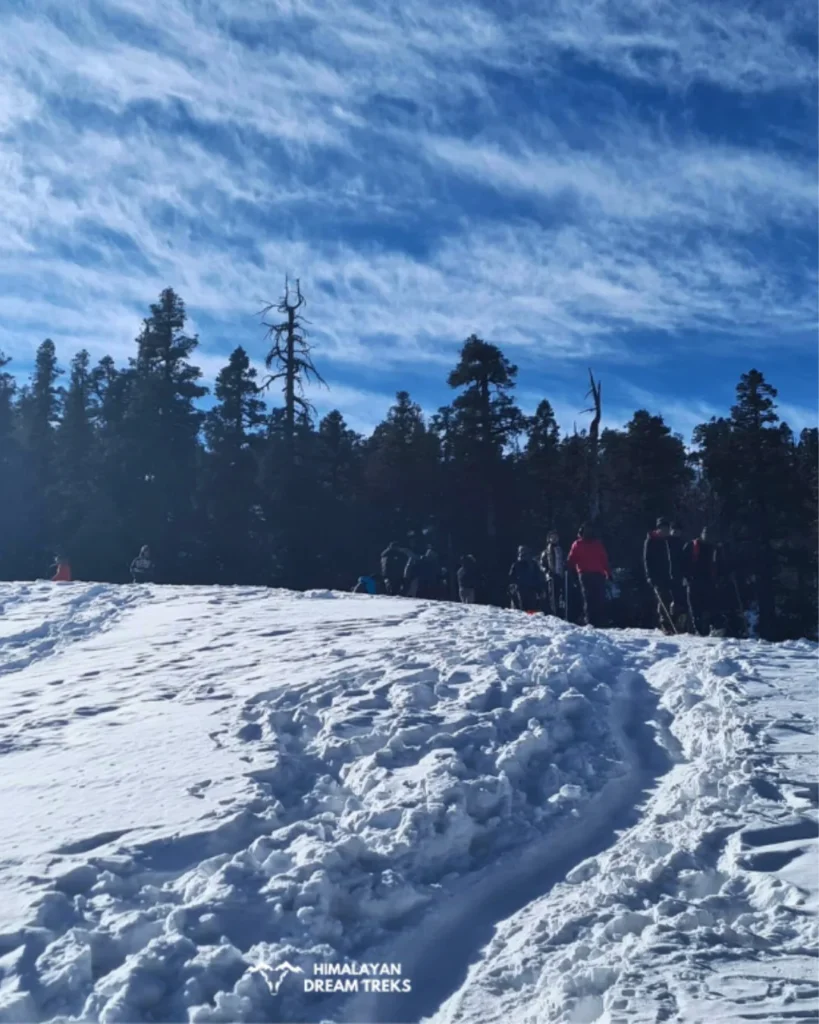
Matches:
[[566, 523, 611, 627]]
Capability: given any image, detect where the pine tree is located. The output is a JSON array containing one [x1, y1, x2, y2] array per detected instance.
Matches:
[[16, 340, 63, 574], [0, 352, 26, 577], [124, 289, 207, 580], [365, 391, 439, 542], [59, 350, 96, 477], [601, 410, 691, 564], [205, 347, 266, 451], [446, 336, 524, 577], [557, 431, 591, 541], [51, 350, 103, 572], [522, 399, 560, 543], [695, 370, 795, 638], [202, 347, 268, 583], [312, 411, 366, 587], [317, 410, 361, 497]]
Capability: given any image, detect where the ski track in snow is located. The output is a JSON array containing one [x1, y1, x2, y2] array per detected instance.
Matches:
[[0, 582, 815, 1024]]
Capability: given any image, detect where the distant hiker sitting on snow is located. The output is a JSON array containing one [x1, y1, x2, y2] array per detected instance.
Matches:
[[566, 524, 610, 628], [352, 575, 378, 595], [643, 517, 678, 634], [51, 555, 72, 583], [130, 545, 155, 584], [509, 546, 545, 613], [457, 554, 478, 604]]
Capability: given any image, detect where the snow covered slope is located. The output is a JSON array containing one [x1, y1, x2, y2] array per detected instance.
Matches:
[[0, 582, 815, 1024]]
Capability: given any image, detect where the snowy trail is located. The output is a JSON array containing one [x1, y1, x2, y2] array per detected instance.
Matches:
[[0, 583, 815, 1024], [420, 638, 818, 1024], [335, 655, 673, 1024]]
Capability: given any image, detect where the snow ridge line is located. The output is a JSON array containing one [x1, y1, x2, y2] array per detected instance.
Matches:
[[332, 663, 675, 1024]]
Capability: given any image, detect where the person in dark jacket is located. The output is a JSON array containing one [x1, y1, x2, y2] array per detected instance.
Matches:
[[380, 542, 407, 596], [683, 527, 718, 635], [130, 545, 155, 584], [643, 517, 677, 633], [416, 545, 441, 600], [457, 555, 478, 604], [540, 530, 565, 617], [566, 523, 611, 627], [668, 521, 690, 631], [403, 550, 420, 598], [509, 546, 545, 612]]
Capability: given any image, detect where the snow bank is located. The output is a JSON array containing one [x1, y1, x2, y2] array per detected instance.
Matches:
[[2, 583, 812, 1024], [423, 636, 819, 1024], [0, 584, 663, 1023]]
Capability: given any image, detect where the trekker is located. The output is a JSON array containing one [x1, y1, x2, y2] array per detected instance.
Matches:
[[509, 546, 545, 613], [51, 555, 72, 583], [566, 524, 611, 627], [457, 555, 478, 604], [403, 550, 421, 598], [416, 545, 441, 600], [380, 542, 407, 596], [540, 530, 565, 617], [668, 521, 690, 631], [130, 545, 155, 584], [684, 527, 718, 635], [643, 517, 678, 634], [352, 575, 378, 595]]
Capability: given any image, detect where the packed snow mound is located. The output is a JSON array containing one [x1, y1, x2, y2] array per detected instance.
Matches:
[[0, 582, 815, 1024]]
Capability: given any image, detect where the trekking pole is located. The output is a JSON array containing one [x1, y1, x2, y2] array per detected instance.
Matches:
[[731, 573, 747, 637], [656, 593, 678, 635], [731, 573, 744, 613], [563, 571, 569, 621]]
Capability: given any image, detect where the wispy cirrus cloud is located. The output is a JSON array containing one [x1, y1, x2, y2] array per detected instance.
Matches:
[[0, 0, 815, 430]]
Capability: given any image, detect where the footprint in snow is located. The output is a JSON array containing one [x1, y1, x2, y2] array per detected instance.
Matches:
[[55, 828, 133, 855], [237, 722, 263, 742], [740, 818, 818, 848], [73, 705, 118, 718], [739, 847, 807, 872]]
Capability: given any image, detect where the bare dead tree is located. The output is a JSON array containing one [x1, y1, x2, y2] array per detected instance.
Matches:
[[257, 278, 326, 461], [584, 369, 602, 522]]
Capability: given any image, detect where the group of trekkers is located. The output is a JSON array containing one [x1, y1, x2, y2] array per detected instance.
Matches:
[[354, 541, 446, 600], [358, 517, 738, 637], [643, 518, 727, 637], [47, 523, 733, 638]]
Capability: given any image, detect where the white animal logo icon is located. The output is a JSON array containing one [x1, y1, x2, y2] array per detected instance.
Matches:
[[249, 960, 304, 995]]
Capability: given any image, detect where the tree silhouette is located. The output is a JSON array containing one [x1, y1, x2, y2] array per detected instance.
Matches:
[[258, 279, 326, 466], [0, 295, 812, 640]]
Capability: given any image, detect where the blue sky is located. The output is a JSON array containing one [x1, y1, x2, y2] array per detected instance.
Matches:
[[1, 0, 816, 441]]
